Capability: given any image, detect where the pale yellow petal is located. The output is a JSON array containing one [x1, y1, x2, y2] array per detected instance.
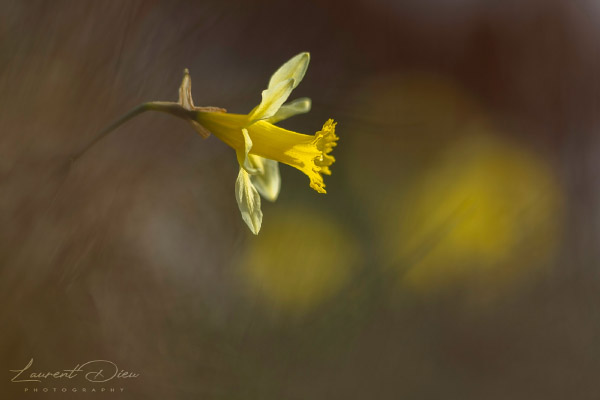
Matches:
[[266, 97, 312, 124], [235, 167, 263, 234], [250, 156, 281, 201], [268, 52, 310, 90], [248, 78, 294, 121], [236, 128, 260, 174]]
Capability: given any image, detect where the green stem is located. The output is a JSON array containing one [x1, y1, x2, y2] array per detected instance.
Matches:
[[70, 101, 191, 165]]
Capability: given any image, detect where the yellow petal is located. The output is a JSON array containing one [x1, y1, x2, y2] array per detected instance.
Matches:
[[248, 78, 294, 121], [246, 118, 337, 194], [196, 112, 338, 194], [249, 156, 281, 201], [236, 128, 260, 174], [235, 167, 263, 234], [268, 52, 310, 91], [266, 97, 312, 124], [236, 132, 281, 201]]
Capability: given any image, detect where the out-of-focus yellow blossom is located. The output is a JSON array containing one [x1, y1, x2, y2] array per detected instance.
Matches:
[[238, 207, 359, 315], [380, 134, 563, 301]]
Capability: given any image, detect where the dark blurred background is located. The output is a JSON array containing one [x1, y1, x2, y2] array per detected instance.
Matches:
[[1, 0, 600, 398]]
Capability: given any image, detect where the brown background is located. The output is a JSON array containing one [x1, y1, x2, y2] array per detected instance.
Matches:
[[1, 0, 600, 399]]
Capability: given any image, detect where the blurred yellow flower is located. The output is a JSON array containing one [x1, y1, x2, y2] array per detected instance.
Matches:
[[379, 134, 563, 300], [238, 207, 359, 315]]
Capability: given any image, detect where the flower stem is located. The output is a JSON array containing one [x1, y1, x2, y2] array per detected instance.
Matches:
[[70, 101, 190, 166]]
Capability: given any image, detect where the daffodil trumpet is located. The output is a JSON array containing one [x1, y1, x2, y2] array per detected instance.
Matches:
[[73, 53, 338, 234]]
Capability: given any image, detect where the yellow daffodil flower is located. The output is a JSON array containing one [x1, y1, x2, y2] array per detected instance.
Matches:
[[75, 52, 338, 235], [193, 53, 338, 234]]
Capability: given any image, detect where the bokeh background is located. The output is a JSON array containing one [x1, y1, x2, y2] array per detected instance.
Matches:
[[1, 0, 600, 398]]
